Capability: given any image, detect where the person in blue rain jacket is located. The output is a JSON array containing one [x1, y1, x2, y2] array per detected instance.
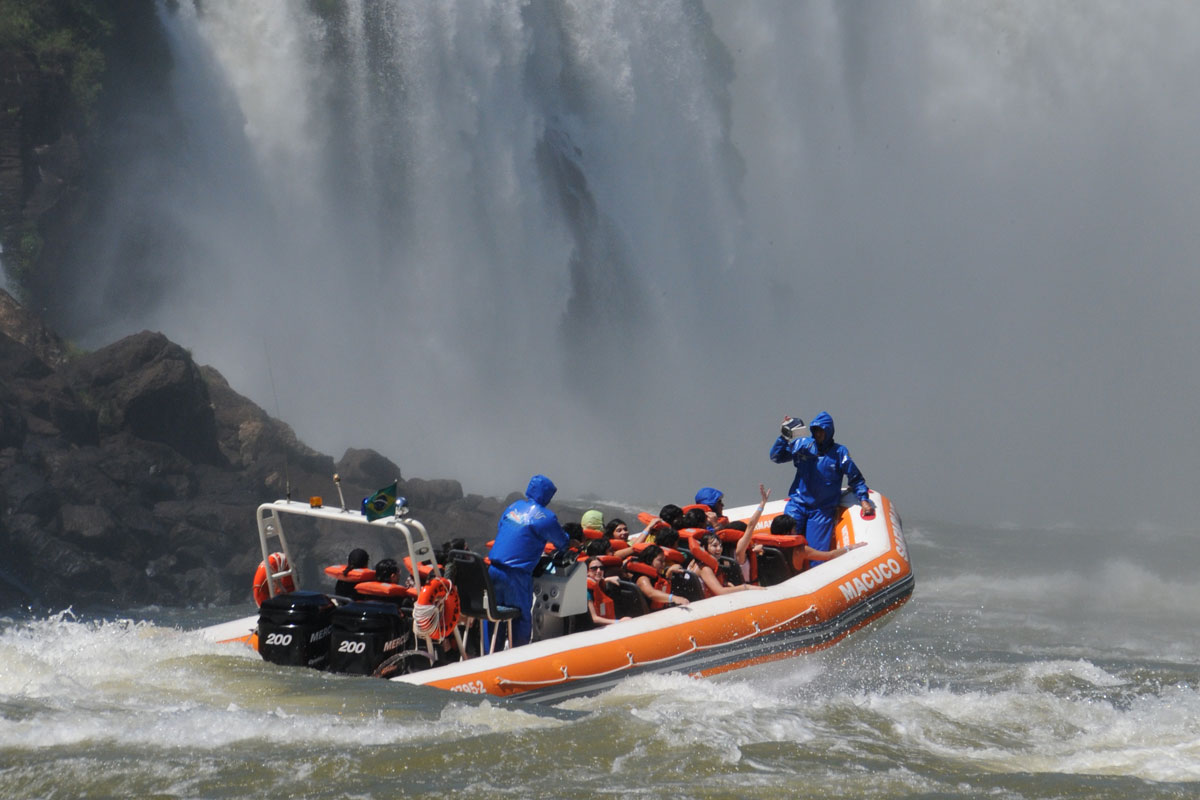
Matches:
[[769, 411, 874, 565], [487, 474, 570, 647]]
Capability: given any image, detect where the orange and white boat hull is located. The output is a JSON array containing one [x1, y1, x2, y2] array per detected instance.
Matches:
[[391, 491, 913, 702]]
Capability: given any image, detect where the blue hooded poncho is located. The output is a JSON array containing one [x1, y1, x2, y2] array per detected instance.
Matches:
[[769, 411, 870, 510], [488, 474, 570, 572]]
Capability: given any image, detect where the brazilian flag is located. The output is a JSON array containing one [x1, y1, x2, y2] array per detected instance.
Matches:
[[362, 481, 397, 521]]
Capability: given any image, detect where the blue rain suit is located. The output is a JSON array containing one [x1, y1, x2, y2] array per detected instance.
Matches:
[[487, 474, 569, 647], [769, 412, 870, 559]]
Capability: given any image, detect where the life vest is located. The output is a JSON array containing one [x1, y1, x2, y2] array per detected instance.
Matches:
[[582, 527, 605, 540], [252, 552, 296, 607], [587, 577, 616, 620], [412, 577, 461, 642], [676, 527, 709, 546], [630, 542, 685, 564], [625, 560, 673, 610], [356, 581, 419, 601], [679, 504, 727, 529], [752, 532, 809, 574], [688, 546, 725, 597], [323, 565, 375, 582], [402, 557, 435, 582]]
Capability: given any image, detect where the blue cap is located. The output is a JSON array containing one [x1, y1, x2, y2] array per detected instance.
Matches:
[[695, 488, 723, 507]]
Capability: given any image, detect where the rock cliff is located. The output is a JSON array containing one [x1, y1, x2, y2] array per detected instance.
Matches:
[[0, 289, 570, 611]]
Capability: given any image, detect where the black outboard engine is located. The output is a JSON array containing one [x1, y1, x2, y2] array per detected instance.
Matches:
[[327, 601, 408, 675], [257, 590, 335, 669]]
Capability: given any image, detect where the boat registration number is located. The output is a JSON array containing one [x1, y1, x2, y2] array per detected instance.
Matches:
[[449, 679, 487, 694]]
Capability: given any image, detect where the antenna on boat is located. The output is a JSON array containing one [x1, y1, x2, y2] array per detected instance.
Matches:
[[333, 473, 347, 511], [263, 342, 291, 502]]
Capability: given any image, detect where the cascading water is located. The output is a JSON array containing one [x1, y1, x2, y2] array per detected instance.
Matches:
[[42, 1, 1200, 526], [56, 0, 747, 504]]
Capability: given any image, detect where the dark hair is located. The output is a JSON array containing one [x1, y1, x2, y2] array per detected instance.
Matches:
[[770, 515, 796, 536], [725, 521, 747, 532], [637, 544, 664, 567], [584, 538, 611, 557], [698, 532, 720, 551], [374, 558, 400, 583], [563, 522, 584, 542], [680, 508, 707, 529], [437, 538, 468, 564], [603, 518, 627, 538], [655, 528, 680, 549], [658, 504, 683, 527], [344, 548, 370, 575]]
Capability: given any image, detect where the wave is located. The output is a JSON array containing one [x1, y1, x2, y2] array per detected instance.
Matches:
[[3, 609, 1197, 796]]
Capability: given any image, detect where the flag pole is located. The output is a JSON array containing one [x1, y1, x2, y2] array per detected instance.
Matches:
[[333, 473, 347, 511]]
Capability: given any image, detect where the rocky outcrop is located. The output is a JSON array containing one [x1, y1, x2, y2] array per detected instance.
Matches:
[[0, 290, 611, 611]]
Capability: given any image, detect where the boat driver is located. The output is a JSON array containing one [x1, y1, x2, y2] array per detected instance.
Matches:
[[487, 474, 570, 647]]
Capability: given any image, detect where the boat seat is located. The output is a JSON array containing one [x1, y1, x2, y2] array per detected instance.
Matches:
[[670, 569, 706, 602], [608, 579, 649, 618], [756, 546, 791, 586], [446, 549, 522, 654], [718, 555, 744, 586]]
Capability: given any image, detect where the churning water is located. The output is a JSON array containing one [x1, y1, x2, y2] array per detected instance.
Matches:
[[3, 521, 1197, 799], [51, 1, 1200, 530]]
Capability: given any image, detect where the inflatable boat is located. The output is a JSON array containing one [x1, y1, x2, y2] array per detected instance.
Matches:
[[199, 490, 913, 703]]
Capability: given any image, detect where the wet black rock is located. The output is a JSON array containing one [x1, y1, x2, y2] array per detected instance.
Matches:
[[0, 290, 608, 612]]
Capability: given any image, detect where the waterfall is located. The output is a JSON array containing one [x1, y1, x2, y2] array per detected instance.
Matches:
[[45, 1, 1200, 524]]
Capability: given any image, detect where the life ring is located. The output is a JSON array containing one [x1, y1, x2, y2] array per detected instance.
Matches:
[[252, 552, 296, 607], [412, 577, 461, 642]]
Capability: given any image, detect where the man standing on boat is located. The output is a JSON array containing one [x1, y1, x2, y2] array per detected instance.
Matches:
[[488, 474, 570, 647], [769, 411, 874, 565]]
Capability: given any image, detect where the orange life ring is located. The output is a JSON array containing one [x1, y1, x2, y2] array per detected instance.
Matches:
[[412, 577, 461, 642], [252, 552, 296, 607]]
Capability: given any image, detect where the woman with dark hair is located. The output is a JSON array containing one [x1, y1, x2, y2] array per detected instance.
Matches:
[[334, 548, 371, 597], [585, 559, 631, 625], [629, 545, 688, 610], [603, 518, 629, 539], [688, 532, 765, 597], [731, 484, 771, 582]]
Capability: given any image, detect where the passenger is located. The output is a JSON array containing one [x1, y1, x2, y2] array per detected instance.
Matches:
[[437, 538, 468, 565], [769, 411, 874, 563], [677, 507, 708, 531], [631, 544, 689, 609], [487, 474, 571, 647], [583, 538, 612, 558], [373, 558, 400, 584], [603, 518, 629, 539], [580, 509, 605, 537], [689, 532, 765, 596], [655, 504, 684, 530], [654, 526, 682, 550], [586, 559, 631, 624], [562, 522, 585, 550], [769, 514, 867, 568], [334, 547, 371, 597], [694, 487, 729, 528], [733, 484, 772, 581]]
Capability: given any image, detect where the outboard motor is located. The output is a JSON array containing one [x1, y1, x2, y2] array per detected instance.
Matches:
[[328, 601, 408, 675], [257, 590, 335, 669]]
